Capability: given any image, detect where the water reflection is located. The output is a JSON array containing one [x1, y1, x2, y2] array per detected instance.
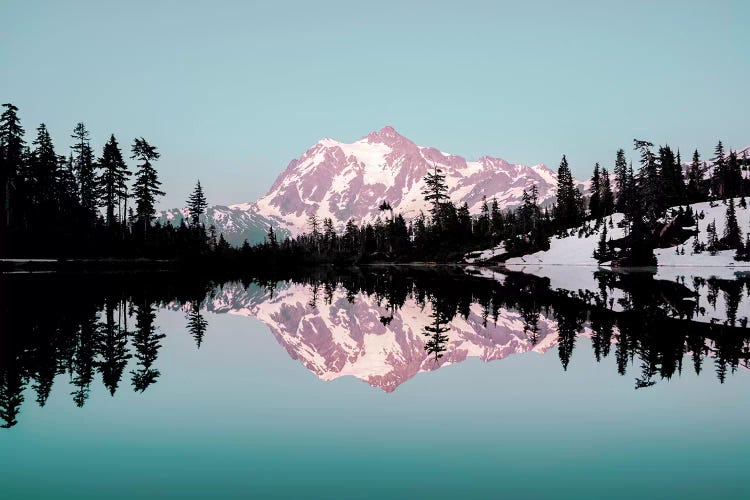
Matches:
[[1, 267, 749, 428]]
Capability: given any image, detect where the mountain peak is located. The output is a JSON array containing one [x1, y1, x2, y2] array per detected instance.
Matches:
[[362, 125, 410, 145]]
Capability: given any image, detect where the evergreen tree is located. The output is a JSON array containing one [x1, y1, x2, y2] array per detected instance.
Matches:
[[589, 162, 601, 218], [30, 123, 59, 211], [555, 155, 579, 226], [130, 137, 164, 232], [722, 197, 741, 249], [266, 224, 278, 249], [634, 139, 661, 223], [711, 141, 726, 199], [421, 164, 449, 224], [706, 219, 719, 255], [71, 123, 99, 218], [186, 179, 208, 226], [98, 134, 129, 227], [614, 148, 628, 211], [490, 197, 503, 238], [600, 167, 615, 215], [0, 103, 25, 232], [686, 149, 705, 203], [726, 151, 742, 198]]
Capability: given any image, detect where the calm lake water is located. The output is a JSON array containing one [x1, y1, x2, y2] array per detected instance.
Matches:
[[1, 267, 749, 499]]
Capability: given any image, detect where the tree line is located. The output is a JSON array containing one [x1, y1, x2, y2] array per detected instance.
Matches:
[[0, 103, 219, 258], [240, 138, 749, 266]]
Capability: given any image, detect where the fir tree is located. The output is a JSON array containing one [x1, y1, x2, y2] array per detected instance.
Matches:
[[711, 141, 726, 199], [266, 224, 278, 249], [421, 164, 449, 224], [706, 219, 719, 255], [30, 123, 58, 211], [589, 162, 601, 218], [71, 123, 99, 218], [600, 167, 615, 215], [555, 155, 579, 226], [686, 149, 705, 203], [614, 148, 628, 211], [98, 134, 129, 227], [186, 180, 208, 226], [634, 139, 661, 223], [722, 197, 741, 249], [1, 103, 26, 230], [130, 137, 164, 232]]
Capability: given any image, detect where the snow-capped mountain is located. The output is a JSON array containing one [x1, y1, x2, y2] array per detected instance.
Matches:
[[198, 280, 563, 392], [251, 126, 562, 235], [164, 126, 571, 240]]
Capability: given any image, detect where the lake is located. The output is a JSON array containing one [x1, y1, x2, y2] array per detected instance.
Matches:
[[1, 266, 748, 499]]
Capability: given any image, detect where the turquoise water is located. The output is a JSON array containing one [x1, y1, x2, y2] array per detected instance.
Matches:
[[1, 271, 749, 498]]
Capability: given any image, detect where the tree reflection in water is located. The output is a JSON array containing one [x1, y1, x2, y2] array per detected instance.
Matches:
[[1, 267, 749, 428]]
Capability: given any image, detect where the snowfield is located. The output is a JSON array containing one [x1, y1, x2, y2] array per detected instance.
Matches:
[[483, 198, 750, 270]]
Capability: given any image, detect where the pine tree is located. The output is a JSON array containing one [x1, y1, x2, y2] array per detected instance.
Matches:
[[726, 151, 742, 198], [555, 155, 579, 226], [600, 167, 615, 215], [71, 123, 98, 218], [490, 197, 503, 239], [614, 148, 628, 211], [130, 137, 164, 232], [265, 224, 278, 249], [30, 123, 58, 211], [589, 162, 601, 218], [186, 180, 208, 226], [711, 141, 726, 199], [706, 219, 719, 255], [0, 103, 26, 231], [722, 197, 741, 249], [634, 139, 661, 223], [686, 149, 705, 203], [421, 164, 449, 224], [98, 134, 129, 227]]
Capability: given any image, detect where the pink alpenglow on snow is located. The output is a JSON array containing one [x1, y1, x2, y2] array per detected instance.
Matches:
[[243, 126, 575, 235]]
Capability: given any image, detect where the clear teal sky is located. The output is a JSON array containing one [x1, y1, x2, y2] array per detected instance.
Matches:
[[2, 0, 748, 209]]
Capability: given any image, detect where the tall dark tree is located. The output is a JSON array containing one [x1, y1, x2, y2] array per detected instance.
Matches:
[[634, 139, 661, 223], [130, 137, 164, 232], [589, 162, 601, 218], [29, 124, 59, 214], [422, 164, 449, 224], [722, 197, 741, 249], [186, 179, 208, 226], [98, 134, 129, 227], [0, 103, 25, 232], [686, 149, 705, 203], [71, 122, 98, 218], [555, 155, 579, 226], [614, 148, 628, 211], [600, 167, 615, 216], [711, 141, 726, 199]]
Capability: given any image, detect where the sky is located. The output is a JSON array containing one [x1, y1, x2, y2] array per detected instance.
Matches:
[[2, 0, 748, 209]]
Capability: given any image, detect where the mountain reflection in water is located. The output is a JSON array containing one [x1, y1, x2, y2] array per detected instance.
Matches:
[[1, 267, 749, 428]]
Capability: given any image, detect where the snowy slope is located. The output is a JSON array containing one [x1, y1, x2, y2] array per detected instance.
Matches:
[[500, 199, 750, 268]]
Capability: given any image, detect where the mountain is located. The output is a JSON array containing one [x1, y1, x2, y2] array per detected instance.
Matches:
[[158, 205, 289, 246], [252, 126, 562, 235], [163, 126, 570, 240]]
